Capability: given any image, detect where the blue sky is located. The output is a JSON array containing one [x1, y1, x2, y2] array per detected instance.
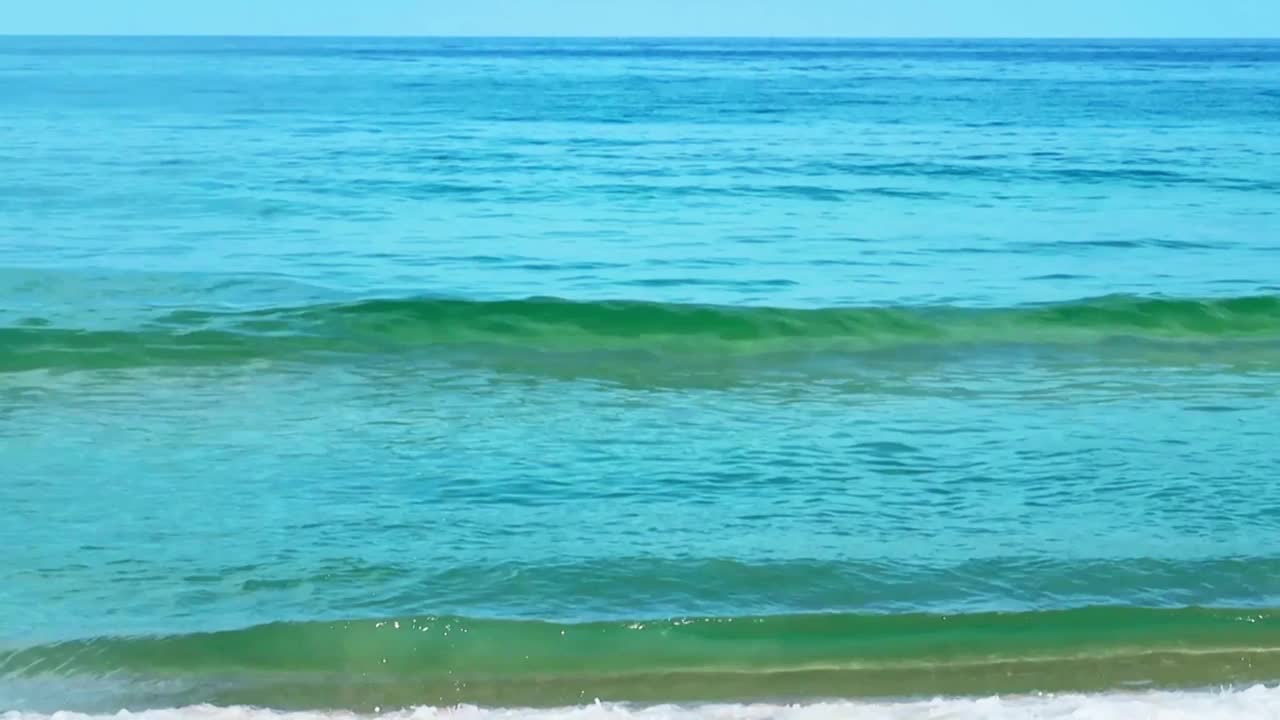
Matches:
[[2, 0, 1278, 37]]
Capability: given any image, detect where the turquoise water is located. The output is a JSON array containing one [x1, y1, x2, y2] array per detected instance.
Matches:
[[2, 37, 1280, 717]]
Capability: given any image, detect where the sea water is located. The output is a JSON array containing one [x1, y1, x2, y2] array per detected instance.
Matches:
[[2, 37, 1280, 718]]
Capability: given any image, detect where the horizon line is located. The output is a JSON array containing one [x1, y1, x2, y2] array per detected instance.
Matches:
[[2, 33, 1279, 40]]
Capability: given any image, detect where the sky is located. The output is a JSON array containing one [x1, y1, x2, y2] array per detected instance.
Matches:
[[1, 0, 1278, 38]]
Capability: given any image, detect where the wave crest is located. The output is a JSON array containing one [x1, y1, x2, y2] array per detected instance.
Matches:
[[3, 294, 1278, 373]]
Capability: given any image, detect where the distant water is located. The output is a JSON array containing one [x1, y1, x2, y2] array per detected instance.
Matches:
[[2, 37, 1280, 718]]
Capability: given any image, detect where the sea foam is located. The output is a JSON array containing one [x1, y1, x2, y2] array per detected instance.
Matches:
[[5, 687, 1280, 720]]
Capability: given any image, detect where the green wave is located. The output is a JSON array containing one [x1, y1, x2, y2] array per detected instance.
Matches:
[[4, 608, 1280, 708], [2, 294, 1279, 373]]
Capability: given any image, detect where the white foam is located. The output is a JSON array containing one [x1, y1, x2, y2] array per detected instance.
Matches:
[[4, 686, 1280, 720]]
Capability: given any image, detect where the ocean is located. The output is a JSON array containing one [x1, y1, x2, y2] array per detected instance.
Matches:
[[1, 36, 1279, 719]]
